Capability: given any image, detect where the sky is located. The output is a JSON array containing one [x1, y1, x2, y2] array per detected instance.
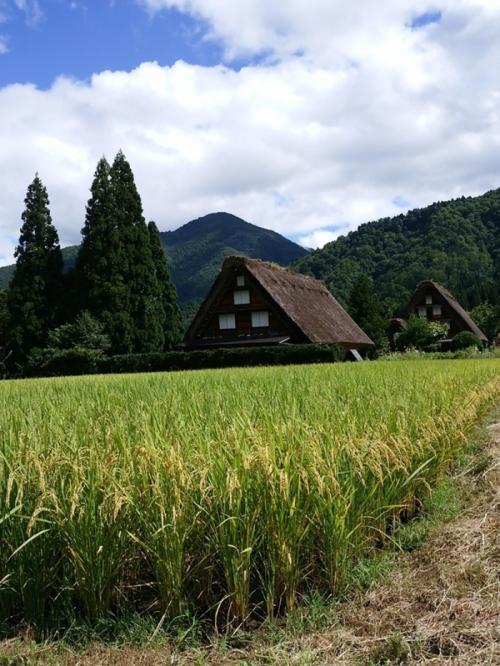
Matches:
[[0, 0, 500, 265]]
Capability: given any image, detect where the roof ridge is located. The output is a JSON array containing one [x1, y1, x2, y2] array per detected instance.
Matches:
[[224, 255, 326, 284]]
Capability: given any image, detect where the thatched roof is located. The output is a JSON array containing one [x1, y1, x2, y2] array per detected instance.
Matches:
[[409, 280, 488, 342], [187, 256, 374, 348]]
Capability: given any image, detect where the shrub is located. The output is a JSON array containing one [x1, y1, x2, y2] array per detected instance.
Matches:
[[27, 348, 104, 377], [448, 331, 483, 352], [26, 344, 346, 378], [395, 316, 448, 351]]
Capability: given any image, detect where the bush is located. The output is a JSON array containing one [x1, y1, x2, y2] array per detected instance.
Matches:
[[395, 316, 448, 351], [26, 313, 111, 377], [447, 331, 483, 352], [26, 344, 347, 378], [27, 348, 105, 377]]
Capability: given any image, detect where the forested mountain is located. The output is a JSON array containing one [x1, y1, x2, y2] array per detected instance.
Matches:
[[294, 188, 500, 315], [0, 212, 308, 322], [160, 212, 309, 321]]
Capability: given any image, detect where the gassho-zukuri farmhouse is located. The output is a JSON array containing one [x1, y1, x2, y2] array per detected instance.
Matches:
[[183, 256, 375, 357]]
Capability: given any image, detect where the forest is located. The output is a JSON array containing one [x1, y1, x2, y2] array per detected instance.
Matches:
[[295, 188, 500, 314]]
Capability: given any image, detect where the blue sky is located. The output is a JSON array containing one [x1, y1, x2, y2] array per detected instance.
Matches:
[[0, 0, 499, 264], [0, 1, 227, 88]]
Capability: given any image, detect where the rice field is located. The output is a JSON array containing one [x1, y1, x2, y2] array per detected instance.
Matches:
[[0, 359, 499, 632]]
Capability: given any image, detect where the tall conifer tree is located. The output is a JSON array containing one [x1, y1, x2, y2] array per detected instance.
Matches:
[[110, 151, 164, 352], [7, 175, 63, 362], [348, 274, 388, 351], [75, 157, 134, 354], [148, 221, 183, 349]]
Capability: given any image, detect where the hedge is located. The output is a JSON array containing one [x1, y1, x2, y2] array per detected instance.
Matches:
[[26, 343, 347, 378]]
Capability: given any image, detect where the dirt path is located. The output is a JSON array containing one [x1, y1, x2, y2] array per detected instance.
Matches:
[[1, 414, 499, 665]]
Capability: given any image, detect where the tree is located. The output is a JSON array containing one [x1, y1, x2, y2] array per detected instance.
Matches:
[[348, 274, 388, 351], [0, 288, 8, 348], [75, 157, 134, 354], [110, 151, 164, 353], [7, 175, 63, 363], [148, 221, 183, 349], [0, 289, 11, 376], [470, 303, 500, 342]]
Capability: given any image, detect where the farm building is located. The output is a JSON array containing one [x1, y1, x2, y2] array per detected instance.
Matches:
[[183, 256, 375, 354], [407, 280, 487, 342]]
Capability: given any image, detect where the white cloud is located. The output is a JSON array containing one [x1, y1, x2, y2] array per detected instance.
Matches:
[[296, 229, 343, 250], [13, 0, 43, 28], [1, 1, 500, 265]]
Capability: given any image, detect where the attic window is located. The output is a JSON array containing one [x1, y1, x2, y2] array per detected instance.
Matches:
[[251, 311, 269, 328], [425, 294, 432, 305], [234, 289, 250, 305], [219, 313, 236, 330], [236, 275, 245, 287], [432, 304, 442, 316]]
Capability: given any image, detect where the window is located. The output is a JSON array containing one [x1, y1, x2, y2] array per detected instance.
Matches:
[[432, 304, 442, 316], [417, 306, 427, 318], [236, 275, 245, 287], [425, 294, 432, 305], [234, 289, 250, 305], [251, 311, 269, 328], [219, 313, 236, 330]]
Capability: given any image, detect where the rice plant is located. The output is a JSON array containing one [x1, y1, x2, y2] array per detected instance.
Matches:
[[0, 359, 498, 632]]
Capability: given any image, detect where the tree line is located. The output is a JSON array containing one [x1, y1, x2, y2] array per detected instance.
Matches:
[[294, 187, 500, 315], [0, 152, 183, 375]]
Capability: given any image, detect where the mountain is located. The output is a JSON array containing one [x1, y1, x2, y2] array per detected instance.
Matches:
[[160, 212, 309, 321], [294, 188, 500, 315], [0, 212, 309, 322]]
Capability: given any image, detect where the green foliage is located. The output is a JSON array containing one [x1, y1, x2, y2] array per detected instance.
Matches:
[[76, 154, 169, 355], [295, 188, 500, 314], [470, 302, 500, 341], [46, 311, 110, 353], [6, 175, 63, 364], [348, 274, 388, 351], [81, 154, 132, 351], [395, 316, 448, 351], [26, 343, 346, 378], [0, 288, 8, 349], [0, 289, 10, 377], [27, 311, 111, 376], [75, 157, 133, 353], [110, 151, 165, 353], [148, 221, 183, 349], [448, 331, 483, 351]]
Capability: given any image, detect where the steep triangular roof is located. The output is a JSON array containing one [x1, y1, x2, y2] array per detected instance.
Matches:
[[408, 281, 488, 342], [186, 256, 374, 348]]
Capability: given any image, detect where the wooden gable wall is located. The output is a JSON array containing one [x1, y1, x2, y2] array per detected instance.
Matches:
[[410, 284, 469, 337], [188, 264, 305, 344]]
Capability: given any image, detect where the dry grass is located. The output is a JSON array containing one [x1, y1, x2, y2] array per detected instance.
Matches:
[[1, 411, 499, 665]]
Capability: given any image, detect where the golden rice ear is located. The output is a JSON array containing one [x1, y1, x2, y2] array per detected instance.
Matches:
[[0, 362, 498, 628]]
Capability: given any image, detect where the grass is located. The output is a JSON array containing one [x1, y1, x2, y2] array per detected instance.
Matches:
[[0, 359, 499, 639]]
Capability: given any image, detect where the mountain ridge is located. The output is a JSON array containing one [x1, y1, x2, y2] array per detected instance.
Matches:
[[0, 212, 309, 321], [294, 187, 500, 314]]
